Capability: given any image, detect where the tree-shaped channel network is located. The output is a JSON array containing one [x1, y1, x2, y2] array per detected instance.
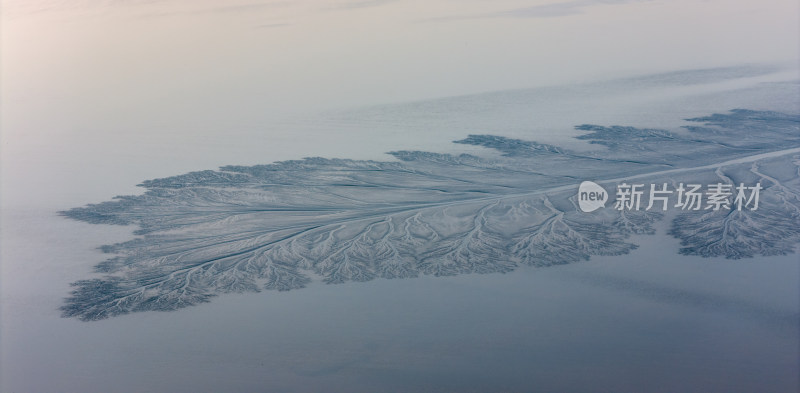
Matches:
[[61, 110, 800, 320]]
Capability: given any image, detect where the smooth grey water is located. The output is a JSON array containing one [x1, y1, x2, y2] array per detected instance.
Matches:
[[3, 73, 799, 392], [2, 207, 798, 392]]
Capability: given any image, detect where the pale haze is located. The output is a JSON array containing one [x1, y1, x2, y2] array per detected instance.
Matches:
[[1, 1, 799, 392]]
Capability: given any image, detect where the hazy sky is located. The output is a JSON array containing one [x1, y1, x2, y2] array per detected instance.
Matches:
[[3, 0, 798, 120]]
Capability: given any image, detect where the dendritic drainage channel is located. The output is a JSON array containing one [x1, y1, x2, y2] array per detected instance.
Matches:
[[61, 109, 800, 321]]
